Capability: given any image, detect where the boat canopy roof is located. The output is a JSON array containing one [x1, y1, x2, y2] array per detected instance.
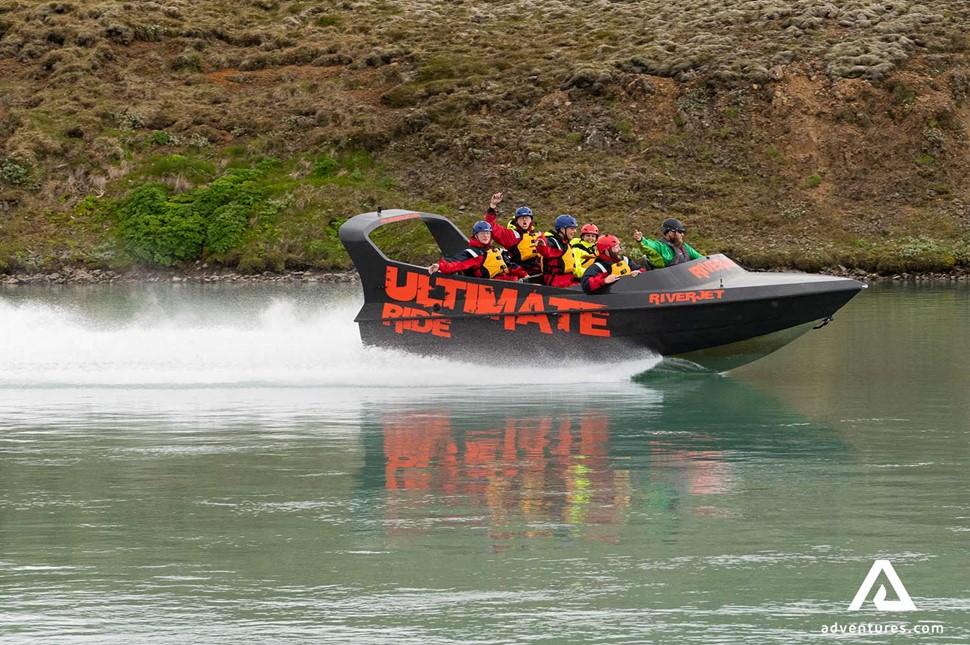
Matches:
[[338, 209, 470, 293]]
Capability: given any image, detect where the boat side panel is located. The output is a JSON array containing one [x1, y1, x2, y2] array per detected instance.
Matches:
[[355, 266, 860, 361]]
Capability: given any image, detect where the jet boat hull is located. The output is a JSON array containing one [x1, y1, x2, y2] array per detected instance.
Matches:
[[340, 209, 865, 370]]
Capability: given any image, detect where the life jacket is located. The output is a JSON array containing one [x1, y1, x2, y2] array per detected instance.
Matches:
[[591, 256, 633, 277], [465, 246, 509, 279], [660, 239, 692, 265], [569, 238, 597, 278], [539, 233, 576, 277], [610, 257, 633, 275], [507, 220, 540, 263]]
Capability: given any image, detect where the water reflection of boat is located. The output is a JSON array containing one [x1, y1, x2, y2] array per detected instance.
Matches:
[[339, 210, 866, 370], [357, 379, 848, 543]]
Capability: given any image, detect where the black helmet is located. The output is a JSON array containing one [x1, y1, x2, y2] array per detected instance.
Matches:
[[661, 217, 685, 234]]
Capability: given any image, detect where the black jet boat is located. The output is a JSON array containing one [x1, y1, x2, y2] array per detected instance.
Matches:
[[338, 209, 866, 371]]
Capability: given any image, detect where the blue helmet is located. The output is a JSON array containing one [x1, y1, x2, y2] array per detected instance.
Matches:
[[514, 206, 533, 219], [554, 214, 578, 230], [472, 220, 492, 235]]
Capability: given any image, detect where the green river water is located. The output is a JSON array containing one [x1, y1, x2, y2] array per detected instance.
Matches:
[[0, 282, 967, 643]]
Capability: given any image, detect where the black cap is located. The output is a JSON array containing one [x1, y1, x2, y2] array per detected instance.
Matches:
[[662, 217, 685, 233]]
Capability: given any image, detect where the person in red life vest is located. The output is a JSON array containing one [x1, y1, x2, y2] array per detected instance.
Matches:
[[427, 220, 528, 281], [581, 235, 644, 294], [534, 214, 580, 287], [483, 192, 543, 275]]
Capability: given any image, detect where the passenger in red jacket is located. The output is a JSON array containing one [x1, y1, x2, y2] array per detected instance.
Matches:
[[581, 235, 644, 294], [535, 214, 580, 288], [428, 221, 528, 281], [483, 192, 542, 275]]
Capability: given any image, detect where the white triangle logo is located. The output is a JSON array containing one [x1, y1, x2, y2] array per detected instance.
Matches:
[[848, 560, 917, 611]]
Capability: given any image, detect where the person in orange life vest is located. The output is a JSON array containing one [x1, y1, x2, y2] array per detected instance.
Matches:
[[483, 191, 542, 275], [570, 223, 599, 279], [581, 235, 644, 294], [427, 220, 528, 281], [534, 214, 580, 287]]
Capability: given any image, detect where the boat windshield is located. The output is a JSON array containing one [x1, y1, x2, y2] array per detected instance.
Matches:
[[368, 217, 448, 267]]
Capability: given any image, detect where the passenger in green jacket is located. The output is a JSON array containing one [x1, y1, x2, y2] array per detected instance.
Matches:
[[633, 217, 704, 269]]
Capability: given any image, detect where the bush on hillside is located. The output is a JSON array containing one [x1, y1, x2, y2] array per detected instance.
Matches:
[[116, 168, 270, 266], [206, 204, 250, 254], [1, 159, 31, 185], [116, 183, 206, 266]]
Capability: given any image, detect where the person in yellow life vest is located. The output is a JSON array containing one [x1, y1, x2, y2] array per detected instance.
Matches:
[[581, 235, 644, 294], [570, 223, 599, 279], [428, 221, 528, 281], [483, 192, 543, 275], [534, 214, 580, 287]]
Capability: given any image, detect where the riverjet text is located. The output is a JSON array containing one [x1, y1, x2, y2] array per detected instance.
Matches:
[[648, 290, 725, 305]]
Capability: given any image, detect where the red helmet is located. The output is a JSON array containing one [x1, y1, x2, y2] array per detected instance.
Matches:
[[596, 235, 620, 254], [580, 223, 599, 235]]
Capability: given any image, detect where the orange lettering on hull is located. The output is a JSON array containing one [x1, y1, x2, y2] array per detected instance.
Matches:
[[688, 256, 740, 279], [648, 290, 725, 305], [380, 266, 612, 339], [504, 314, 554, 334], [469, 284, 519, 315], [579, 311, 610, 337], [381, 302, 452, 338], [385, 266, 422, 302]]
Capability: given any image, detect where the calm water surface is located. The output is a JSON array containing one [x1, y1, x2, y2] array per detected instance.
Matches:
[[1, 282, 968, 643]]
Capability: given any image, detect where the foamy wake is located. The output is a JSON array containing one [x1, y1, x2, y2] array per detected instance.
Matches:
[[0, 293, 659, 389]]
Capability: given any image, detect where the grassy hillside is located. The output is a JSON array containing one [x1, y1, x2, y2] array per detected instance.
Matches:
[[1, 0, 969, 275]]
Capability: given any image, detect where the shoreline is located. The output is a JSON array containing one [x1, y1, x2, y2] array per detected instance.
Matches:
[[1, 265, 968, 286], [0, 267, 361, 286]]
